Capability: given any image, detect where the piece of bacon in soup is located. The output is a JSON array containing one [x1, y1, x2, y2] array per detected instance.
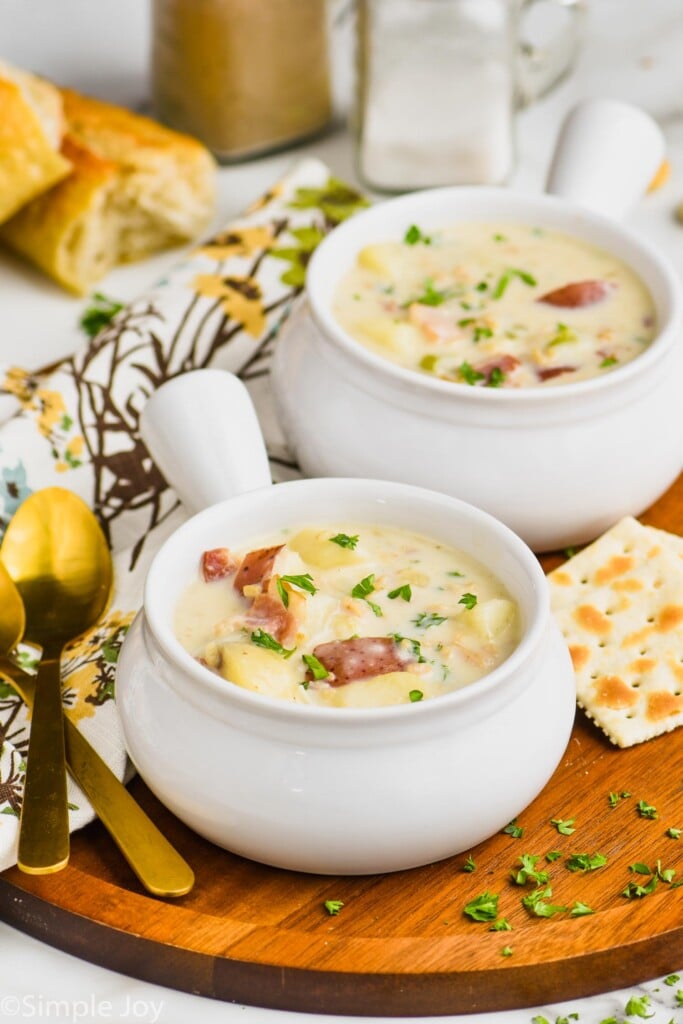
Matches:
[[201, 547, 238, 582], [245, 592, 297, 646], [310, 637, 416, 687], [234, 544, 284, 594], [536, 365, 576, 382], [475, 354, 520, 385]]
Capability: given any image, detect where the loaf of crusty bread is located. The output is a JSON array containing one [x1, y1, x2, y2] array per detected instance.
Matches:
[[0, 87, 216, 293], [0, 61, 72, 223]]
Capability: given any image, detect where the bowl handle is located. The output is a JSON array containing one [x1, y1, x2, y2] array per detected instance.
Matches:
[[139, 370, 272, 514], [545, 98, 665, 220]]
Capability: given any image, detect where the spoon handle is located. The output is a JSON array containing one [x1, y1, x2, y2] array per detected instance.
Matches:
[[18, 656, 69, 874], [8, 668, 194, 897], [64, 717, 195, 898]]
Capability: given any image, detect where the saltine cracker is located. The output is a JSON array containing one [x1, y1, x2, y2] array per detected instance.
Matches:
[[549, 517, 683, 747]]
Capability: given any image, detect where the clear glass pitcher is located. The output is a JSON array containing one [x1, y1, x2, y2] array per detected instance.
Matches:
[[355, 0, 585, 193]]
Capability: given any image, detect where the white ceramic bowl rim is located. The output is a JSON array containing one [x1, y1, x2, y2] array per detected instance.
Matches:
[[306, 186, 681, 404], [143, 478, 550, 726]]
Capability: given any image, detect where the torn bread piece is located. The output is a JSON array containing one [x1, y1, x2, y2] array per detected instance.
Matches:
[[0, 87, 216, 293], [549, 517, 683, 748], [0, 61, 72, 223]]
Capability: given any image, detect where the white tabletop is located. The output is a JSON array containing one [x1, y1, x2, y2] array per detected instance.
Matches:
[[1, 2, 683, 1021]]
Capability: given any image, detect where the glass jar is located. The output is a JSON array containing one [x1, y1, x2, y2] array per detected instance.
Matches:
[[355, 0, 585, 193], [151, 0, 332, 161]]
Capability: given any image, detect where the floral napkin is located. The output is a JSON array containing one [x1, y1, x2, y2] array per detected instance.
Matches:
[[0, 158, 367, 871]]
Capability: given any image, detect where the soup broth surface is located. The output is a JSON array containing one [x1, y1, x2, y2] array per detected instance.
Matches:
[[333, 222, 656, 387], [174, 523, 520, 708]]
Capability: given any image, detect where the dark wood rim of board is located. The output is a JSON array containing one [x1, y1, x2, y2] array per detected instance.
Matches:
[[1, 791, 683, 1017]]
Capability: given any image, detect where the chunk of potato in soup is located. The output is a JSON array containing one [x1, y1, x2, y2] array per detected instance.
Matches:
[[333, 222, 656, 388], [174, 524, 520, 708]]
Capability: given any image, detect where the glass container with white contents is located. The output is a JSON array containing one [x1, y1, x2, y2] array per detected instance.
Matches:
[[355, 0, 585, 193]]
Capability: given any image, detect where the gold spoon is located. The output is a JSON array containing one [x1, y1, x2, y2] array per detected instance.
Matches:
[[0, 560, 25, 663], [0, 561, 194, 896], [1, 487, 113, 873]]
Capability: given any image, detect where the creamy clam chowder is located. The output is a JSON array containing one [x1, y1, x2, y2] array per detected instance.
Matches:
[[333, 222, 657, 387], [174, 524, 520, 708]]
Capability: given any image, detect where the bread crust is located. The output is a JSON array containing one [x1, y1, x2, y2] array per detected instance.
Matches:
[[0, 73, 72, 223], [0, 87, 216, 293]]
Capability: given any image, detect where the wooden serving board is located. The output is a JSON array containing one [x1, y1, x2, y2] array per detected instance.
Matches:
[[1, 478, 682, 1017]]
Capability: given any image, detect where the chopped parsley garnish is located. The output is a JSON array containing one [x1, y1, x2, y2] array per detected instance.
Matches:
[[351, 574, 375, 599], [665, 974, 680, 986], [550, 817, 576, 835], [600, 356, 619, 368], [655, 858, 677, 883], [329, 533, 359, 549], [608, 791, 621, 808], [404, 224, 431, 245], [492, 233, 507, 242], [623, 875, 659, 899], [447, 570, 465, 578], [473, 325, 494, 343], [389, 633, 426, 663], [458, 592, 478, 610], [563, 546, 578, 559], [667, 827, 682, 839], [351, 574, 382, 616], [324, 900, 344, 916], [548, 322, 578, 347], [250, 629, 295, 658], [521, 884, 566, 918], [462, 855, 476, 873], [569, 901, 595, 917], [637, 799, 658, 819], [458, 361, 485, 386], [490, 918, 512, 931], [625, 995, 654, 1019], [463, 891, 499, 922], [302, 653, 329, 680], [486, 367, 505, 388], [413, 278, 449, 307], [503, 819, 524, 839], [388, 584, 412, 602], [492, 268, 537, 300], [546, 851, 563, 862], [458, 317, 476, 327], [565, 852, 608, 872], [412, 611, 446, 629], [501, 945, 513, 957], [511, 853, 549, 886], [408, 689, 424, 703], [276, 573, 317, 608], [79, 291, 124, 337]]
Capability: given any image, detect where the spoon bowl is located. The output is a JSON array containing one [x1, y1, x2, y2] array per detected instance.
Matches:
[[1, 487, 113, 874], [0, 560, 25, 659]]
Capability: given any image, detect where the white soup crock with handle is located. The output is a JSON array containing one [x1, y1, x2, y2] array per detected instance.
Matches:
[[272, 100, 682, 552], [115, 370, 576, 876]]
